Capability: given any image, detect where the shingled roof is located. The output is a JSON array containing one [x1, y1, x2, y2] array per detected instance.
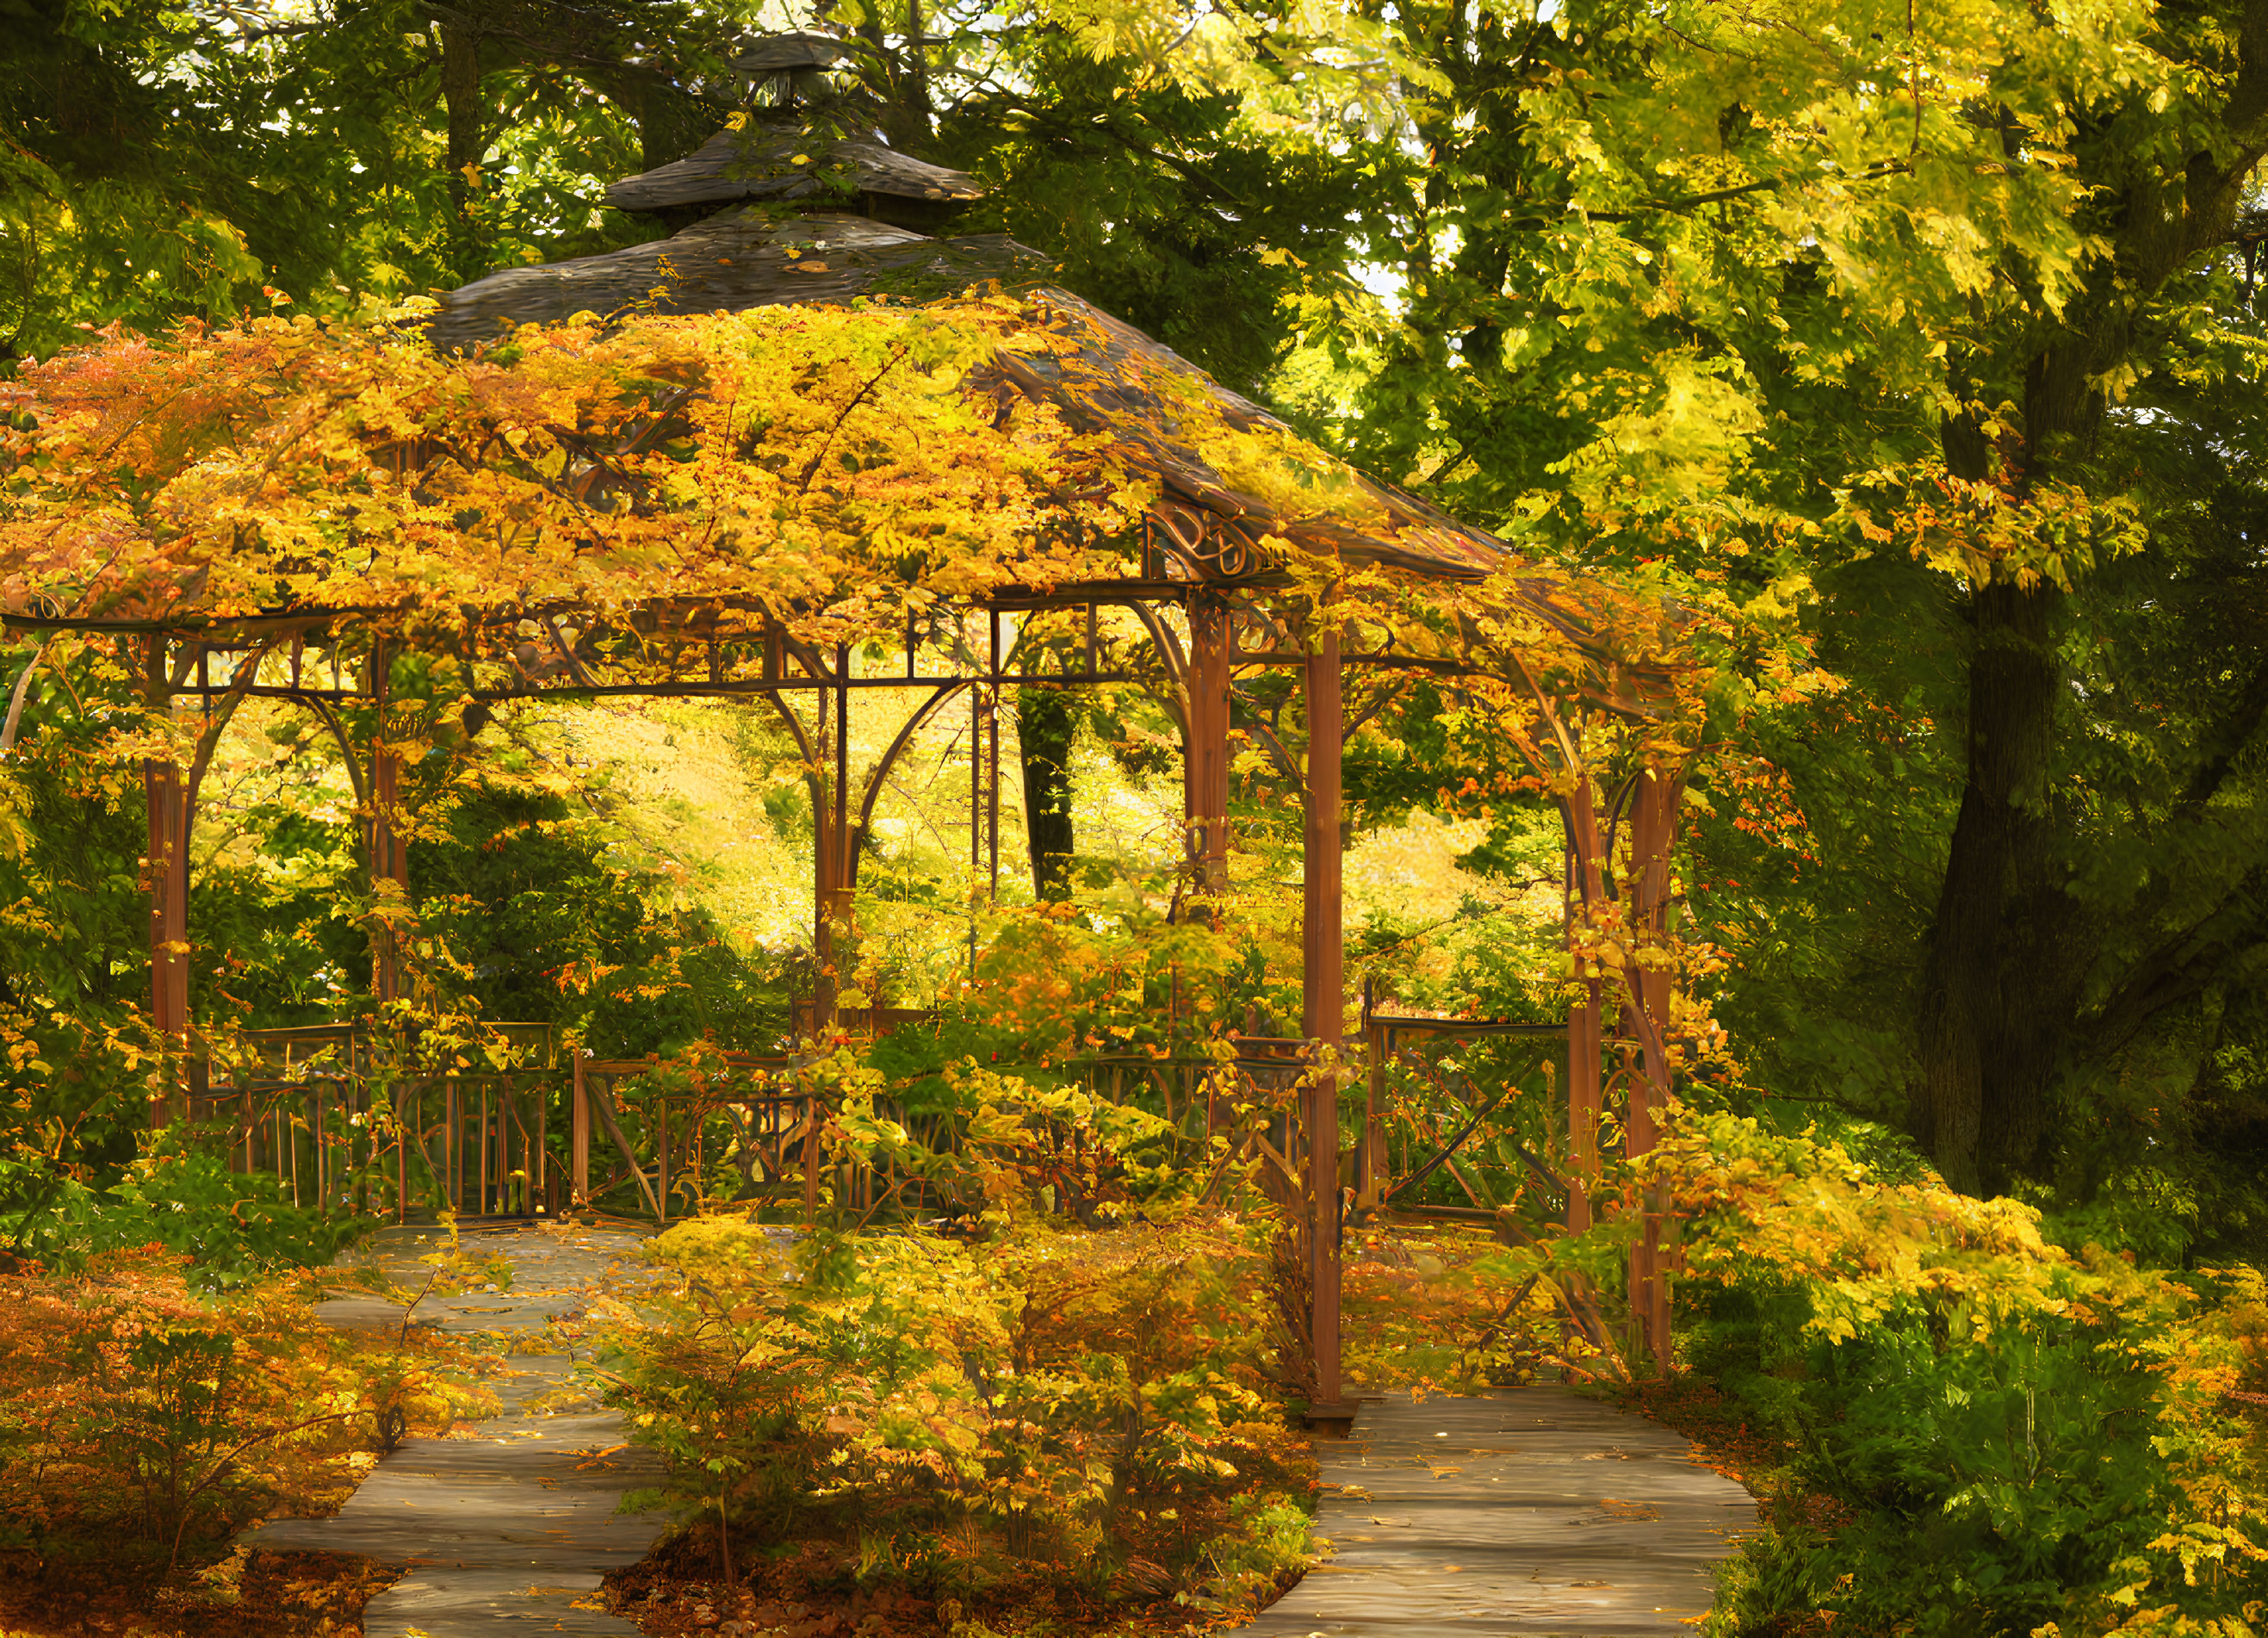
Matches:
[[604, 124, 982, 214], [428, 211, 1044, 355], [431, 213, 1504, 586], [994, 291, 1503, 583]]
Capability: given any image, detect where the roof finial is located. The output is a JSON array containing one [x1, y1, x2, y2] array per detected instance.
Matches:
[[733, 28, 851, 109]]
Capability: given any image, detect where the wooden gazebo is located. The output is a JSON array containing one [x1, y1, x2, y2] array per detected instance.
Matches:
[[0, 41, 1701, 1393]]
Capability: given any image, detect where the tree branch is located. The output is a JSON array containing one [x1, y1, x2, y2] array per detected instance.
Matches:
[[2085, 866, 2268, 1058], [1574, 162, 1913, 225], [2178, 661, 2268, 812]]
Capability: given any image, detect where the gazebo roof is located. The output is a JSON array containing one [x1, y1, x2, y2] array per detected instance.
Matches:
[[732, 29, 852, 72], [3, 91, 1714, 710], [997, 292, 1503, 583], [429, 212, 1043, 352], [604, 125, 983, 215], [431, 213, 1505, 587]]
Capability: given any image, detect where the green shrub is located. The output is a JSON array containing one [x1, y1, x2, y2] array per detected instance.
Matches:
[[1578, 1111, 2268, 1638], [1, 1129, 363, 1287]]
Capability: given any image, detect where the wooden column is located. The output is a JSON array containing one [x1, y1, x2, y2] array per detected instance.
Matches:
[[970, 681, 996, 898], [369, 642, 406, 1007], [1622, 769, 1681, 1372], [812, 684, 834, 1034], [143, 636, 188, 1126], [1359, 978, 1386, 1205], [964, 661, 987, 980], [571, 1051, 591, 1208], [1303, 625, 1344, 1409], [1562, 778, 1608, 1233], [988, 613, 1001, 899], [802, 1083, 822, 1226], [811, 648, 852, 1033], [1566, 985, 1601, 1233], [1184, 593, 1233, 900]]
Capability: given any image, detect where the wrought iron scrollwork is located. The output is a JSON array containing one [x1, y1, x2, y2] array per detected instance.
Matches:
[[1147, 503, 1263, 581]]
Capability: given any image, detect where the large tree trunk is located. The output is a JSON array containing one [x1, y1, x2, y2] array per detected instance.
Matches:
[[858, 1, 933, 156], [1903, 9, 2268, 1196], [1915, 330, 2129, 1191], [1914, 577, 2087, 1192]]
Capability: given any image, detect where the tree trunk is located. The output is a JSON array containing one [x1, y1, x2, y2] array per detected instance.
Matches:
[[858, 3, 933, 156], [1913, 336, 2110, 1194], [438, 23, 484, 277], [629, 79, 714, 174], [1916, 553, 2107, 1193], [1016, 688, 1077, 899]]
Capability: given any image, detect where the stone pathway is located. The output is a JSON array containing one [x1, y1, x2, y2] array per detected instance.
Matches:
[[243, 1219, 678, 1636], [1243, 1387, 1755, 1638]]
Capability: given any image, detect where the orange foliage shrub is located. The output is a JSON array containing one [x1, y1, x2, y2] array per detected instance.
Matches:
[[0, 1249, 458, 1560]]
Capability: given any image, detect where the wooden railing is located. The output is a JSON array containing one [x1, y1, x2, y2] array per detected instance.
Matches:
[[173, 1007, 1592, 1235], [184, 1022, 562, 1219]]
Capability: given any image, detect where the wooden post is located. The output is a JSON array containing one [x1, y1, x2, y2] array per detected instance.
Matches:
[[143, 636, 189, 1126], [572, 1052, 591, 1208], [801, 1086, 821, 1227], [814, 681, 835, 1031], [369, 642, 406, 1008], [1622, 769, 1681, 1372], [968, 672, 982, 976], [1185, 593, 1232, 901], [1359, 977, 1386, 1205], [813, 646, 854, 1033], [988, 612, 1001, 898], [1302, 624, 1344, 1410], [145, 754, 188, 1106], [535, 1068, 548, 1213], [1567, 987, 1601, 1233], [1563, 777, 1608, 1235]]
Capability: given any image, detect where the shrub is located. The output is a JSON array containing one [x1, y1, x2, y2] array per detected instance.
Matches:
[[0, 1247, 475, 1564], [1, 1129, 363, 1287], [1553, 1110, 2268, 1637], [594, 1211, 1315, 1616]]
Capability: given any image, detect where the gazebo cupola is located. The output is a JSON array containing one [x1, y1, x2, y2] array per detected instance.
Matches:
[[428, 29, 1022, 355], [606, 30, 984, 236]]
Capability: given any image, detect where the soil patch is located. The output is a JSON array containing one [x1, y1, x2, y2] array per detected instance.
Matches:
[[0, 1546, 403, 1637]]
